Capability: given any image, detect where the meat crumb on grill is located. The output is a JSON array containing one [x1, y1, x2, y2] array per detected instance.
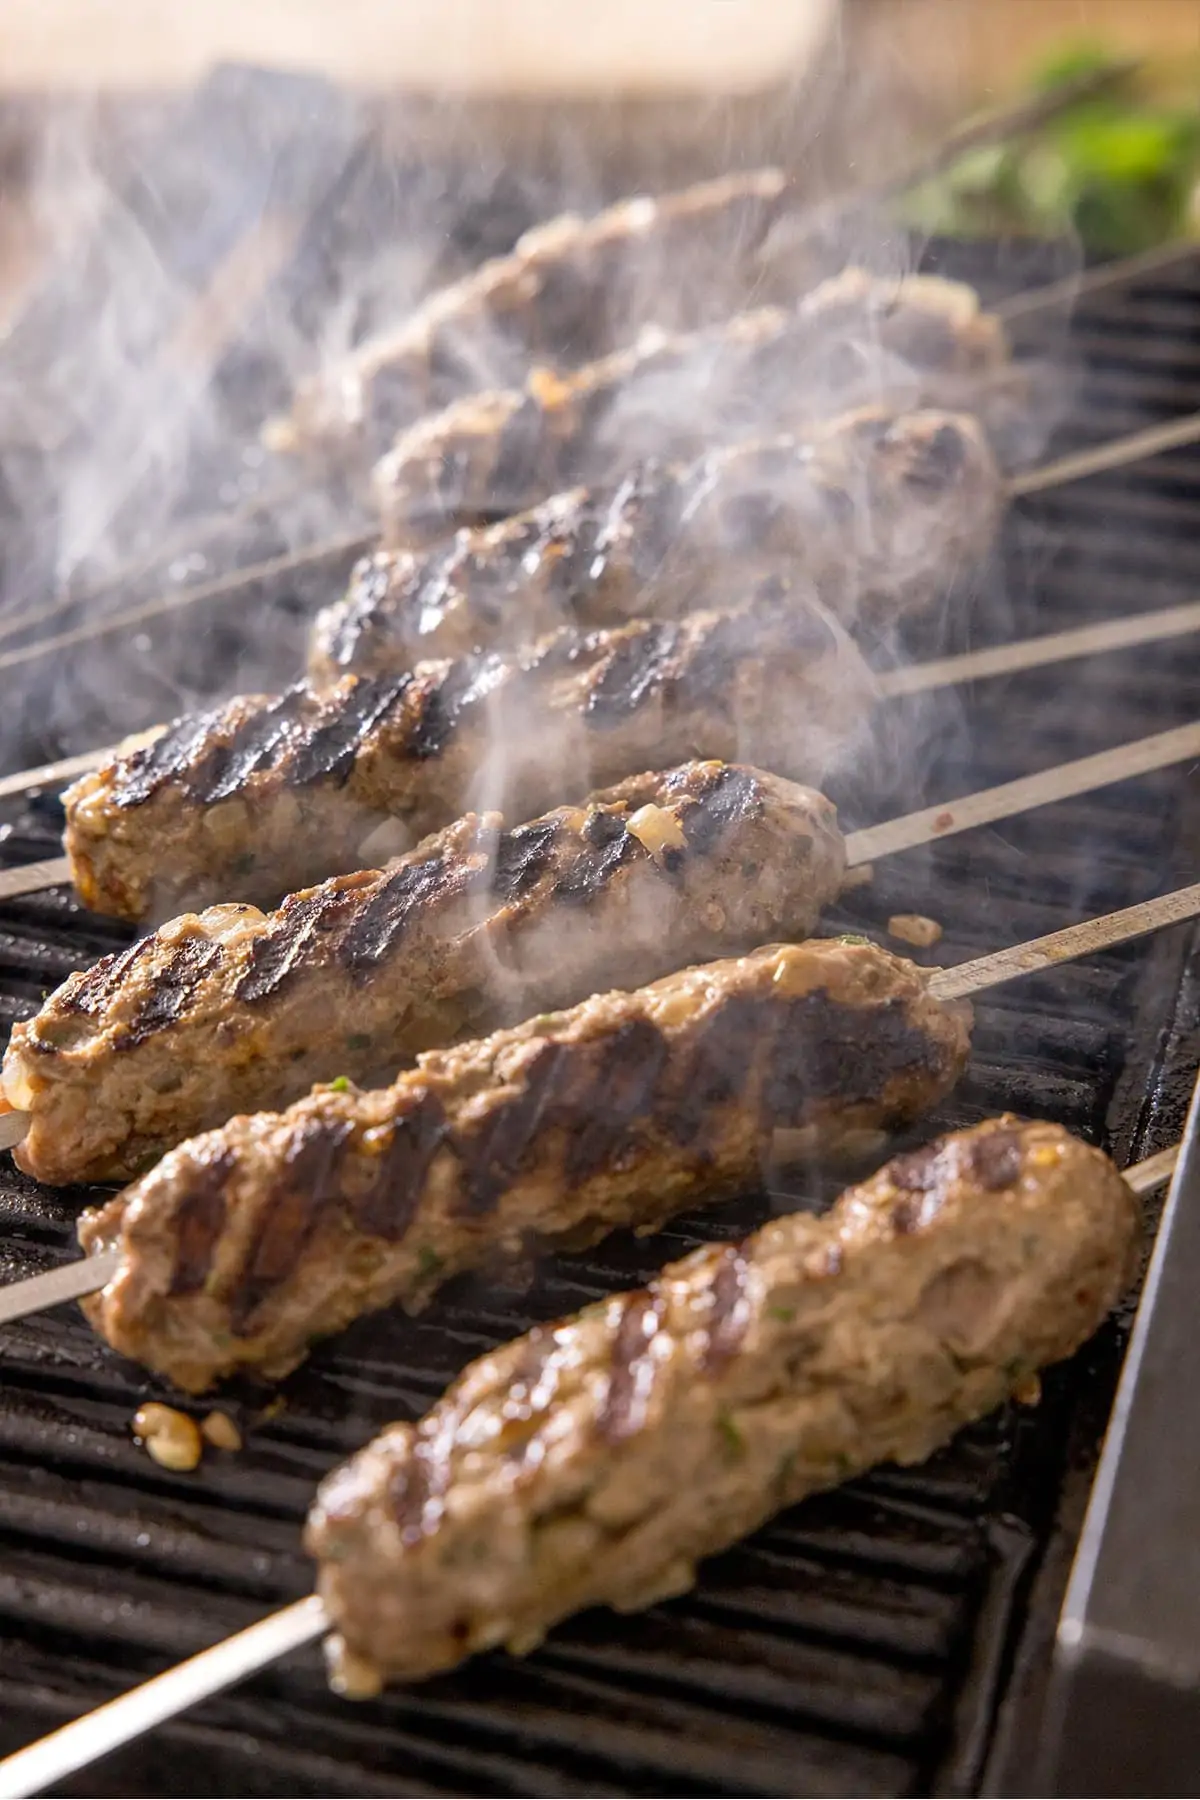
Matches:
[[132, 1403, 203, 1472], [201, 1411, 243, 1452], [887, 914, 943, 948]]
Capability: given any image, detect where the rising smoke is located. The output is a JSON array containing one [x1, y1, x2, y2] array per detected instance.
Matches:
[[0, 42, 1075, 806]]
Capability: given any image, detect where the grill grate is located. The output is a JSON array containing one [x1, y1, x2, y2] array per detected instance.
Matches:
[[1, 242, 1200, 1796]]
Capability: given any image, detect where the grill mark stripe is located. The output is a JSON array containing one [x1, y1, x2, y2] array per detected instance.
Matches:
[[668, 613, 750, 713], [555, 823, 639, 903], [971, 1127, 1023, 1190], [230, 1118, 353, 1332], [564, 1019, 670, 1180], [491, 394, 549, 506], [601, 1290, 665, 1442], [403, 655, 509, 760], [188, 688, 315, 805], [584, 622, 680, 725], [352, 1094, 448, 1241], [761, 993, 945, 1118], [168, 1150, 235, 1295], [703, 1246, 750, 1370], [488, 818, 561, 903], [457, 1043, 569, 1216], [119, 936, 223, 1046], [114, 708, 231, 808], [338, 854, 472, 975], [235, 887, 357, 1004], [661, 992, 761, 1151], [499, 1329, 564, 1468], [677, 765, 764, 855], [285, 672, 415, 789], [60, 936, 158, 1016], [329, 557, 404, 668], [610, 463, 690, 586], [544, 503, 603, 608], [390, 1438, 450, 1544]]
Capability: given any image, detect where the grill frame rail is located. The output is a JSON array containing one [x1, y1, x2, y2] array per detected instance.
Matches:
[[1035, 1070, 1200, 1795]]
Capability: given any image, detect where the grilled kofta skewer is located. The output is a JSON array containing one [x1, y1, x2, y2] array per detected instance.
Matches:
[[372, 272, 1011, 544], [6, 764, 845, 1187], [266, 169, 792, 466], [307, 1115, 1138, 1695], [313, 407, 1001, 682], [63, 595, 870, 923], [76, 938, 972, 1393]]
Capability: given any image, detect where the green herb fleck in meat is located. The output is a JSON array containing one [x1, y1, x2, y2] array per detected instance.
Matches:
[[716, 1408, 745, 1458]]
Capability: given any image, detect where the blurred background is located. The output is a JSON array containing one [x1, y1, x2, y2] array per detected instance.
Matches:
[[4, 0, 1200, 301]]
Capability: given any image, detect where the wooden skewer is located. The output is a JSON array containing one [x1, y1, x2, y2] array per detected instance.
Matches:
[[4, 589, 1200, 822], [0, 529, 375, 679], [840, 720, 1200, 867], [0, 750, 119, 806], [1008, 412, 1200, 498], [996, 237, 1200, 328], [0, 1245, 116, 1325], [928, 884, 1200, 1002], [0, 1081, 1182, 1799], [3, 713, 1200, 912], [1122, 1142, 1180, 1199], [0, 475, 307, 654], [3, 881, 1197, 1330], [874, 598, 1200, 698], [0, 857, 74, 905], [0, 1595, 329, 1800]]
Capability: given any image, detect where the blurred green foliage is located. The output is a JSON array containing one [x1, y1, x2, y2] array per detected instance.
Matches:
[[901, 46, 1200, 255]]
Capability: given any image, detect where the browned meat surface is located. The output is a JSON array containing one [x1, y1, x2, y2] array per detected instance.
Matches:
[[372, 272, 1010, 542], [8, 764, 845, 1186], [306, 1116, 1138, 1694], [77, 938, 972, 1393], [62, 594, 873, 922], [265, 169, 791, 465], [312, 408, 1001, 682]]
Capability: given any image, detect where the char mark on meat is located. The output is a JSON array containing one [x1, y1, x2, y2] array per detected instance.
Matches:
[[120, 937, 224, 1047], [168, 1150, 236, 1296], [230, 1118, 354, 1332], [75, 939, 971, 1390], [601, 1291, 666, 1442]]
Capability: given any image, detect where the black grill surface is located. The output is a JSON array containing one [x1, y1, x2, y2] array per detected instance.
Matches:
[[0, 241, 1199, 1796]]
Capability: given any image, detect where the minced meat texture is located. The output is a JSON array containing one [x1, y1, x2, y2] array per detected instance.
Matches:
[[61, 592, 874, 922], [305, 1116, 1137, 1692], [76, 937, 972, 1393], [9, 763, 845, 1185]]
